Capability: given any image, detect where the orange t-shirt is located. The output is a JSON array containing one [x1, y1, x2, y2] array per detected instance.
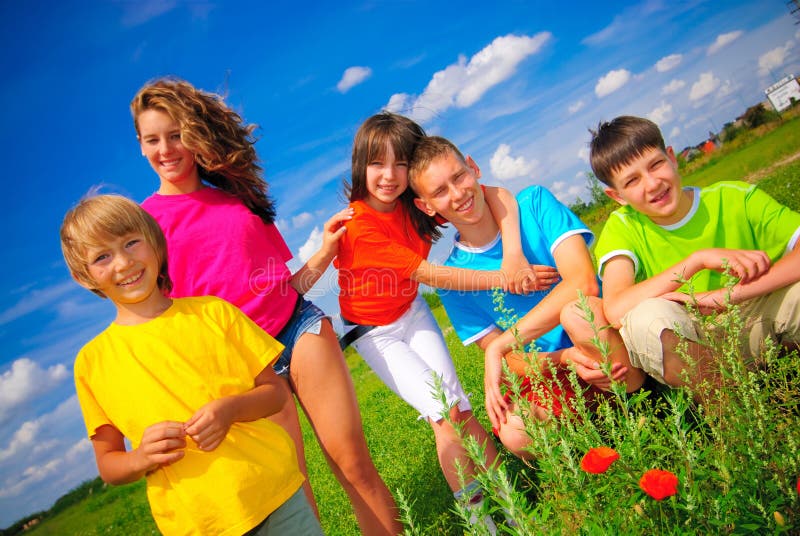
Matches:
[[336, 199, 430, 325]]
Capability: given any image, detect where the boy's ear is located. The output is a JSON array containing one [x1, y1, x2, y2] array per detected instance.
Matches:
[[465, 155, 481, 178], [604, 187, 627, 206], [413, 197, 437, 217], [665, 145, 677, 164]]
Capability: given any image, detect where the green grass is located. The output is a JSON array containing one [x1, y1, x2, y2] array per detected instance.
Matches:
[[13, 117, 800, 535]]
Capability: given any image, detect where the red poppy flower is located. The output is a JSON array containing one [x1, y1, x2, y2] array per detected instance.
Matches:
[[639, 469, 678, 501], [580, 447, 620, 474], [796, 476, 800, 495]]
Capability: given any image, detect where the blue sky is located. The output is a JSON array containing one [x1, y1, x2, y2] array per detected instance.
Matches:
[[1, 0, 798, 527]]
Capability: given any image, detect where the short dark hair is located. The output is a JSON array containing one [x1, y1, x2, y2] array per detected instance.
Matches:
[[589, 116, 666, 186]]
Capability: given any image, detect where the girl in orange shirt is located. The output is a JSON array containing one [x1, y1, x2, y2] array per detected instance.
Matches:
[[336, 112, 551, 531]]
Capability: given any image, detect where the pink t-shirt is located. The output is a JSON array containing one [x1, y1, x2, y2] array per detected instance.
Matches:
[[142, 187, 297, 336]]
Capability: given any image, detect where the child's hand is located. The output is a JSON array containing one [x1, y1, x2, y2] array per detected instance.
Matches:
[[529, 264, 560, 291], [184, 398, 235, 451], [319, 208, 354, 258], [483, 342, 509, 430], [661, 289, 727, 315], [501, 253, 535, 294], [692, 248, 770, 283], [135, 421, 187, 472], [564, 351, 627, 391]]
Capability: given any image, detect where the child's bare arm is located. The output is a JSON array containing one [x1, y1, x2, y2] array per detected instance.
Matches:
[[183, 365, 287, 452], [662, 245, 798, 312], [92, 422, 186, 485], [602, 248, 772, 325], [483, 185, 538, 294], [290, 208, 353, 294]]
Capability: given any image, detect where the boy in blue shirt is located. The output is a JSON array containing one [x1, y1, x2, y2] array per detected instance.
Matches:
[[409, 136, 639, 458], [569, 115, 800, 389]]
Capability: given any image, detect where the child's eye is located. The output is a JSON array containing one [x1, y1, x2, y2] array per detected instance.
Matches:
[[369, 161, 383, 167], [126, 238, 141, 248], [91, 253, 110, 265], [170, 133, 181, 141], [396, 161, 408, 168]]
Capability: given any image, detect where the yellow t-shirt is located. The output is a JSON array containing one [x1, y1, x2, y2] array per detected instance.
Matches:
[[74, 296, 303, 536]]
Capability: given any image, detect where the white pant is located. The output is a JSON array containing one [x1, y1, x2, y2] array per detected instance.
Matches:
[[353, 297, 472, 421]]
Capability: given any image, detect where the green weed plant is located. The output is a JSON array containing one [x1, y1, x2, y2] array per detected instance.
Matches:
[[419, 282, 800, 534]]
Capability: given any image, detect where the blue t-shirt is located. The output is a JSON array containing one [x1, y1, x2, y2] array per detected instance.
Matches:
[[438, 185, 593, 351]]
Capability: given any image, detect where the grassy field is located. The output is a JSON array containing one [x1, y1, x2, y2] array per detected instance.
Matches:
[[12, 113, 800, 535]]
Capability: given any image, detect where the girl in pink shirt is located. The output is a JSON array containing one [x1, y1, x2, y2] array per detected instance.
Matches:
[[132, 77, 401, 535]]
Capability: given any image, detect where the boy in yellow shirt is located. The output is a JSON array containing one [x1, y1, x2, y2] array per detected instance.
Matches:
[[61, 194, 322, 536]]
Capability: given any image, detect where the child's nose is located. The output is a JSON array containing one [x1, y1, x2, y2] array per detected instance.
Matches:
[[115, 252, 135, 270]]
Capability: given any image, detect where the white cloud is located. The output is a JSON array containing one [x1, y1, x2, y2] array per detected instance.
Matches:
[[0, 421, 39, 462], [297, 227, 323, 263], [386, 33, 551, 122], [386, 93, 410, 113], [489, 144, 535, 181], [661, 79, 686, 95], [689, 71, 720, 101], [648, 102, 674, 125], [568, 100, 585, 114], [0, 281, 76, 326], [275, 218, 289, 234], [669, 126, 681, 139], [337, 66, 372, 93], [121, 0, 177, 26], [707, 30, 743, 55], [0, 358, 69, 420], [758, 41, 795, 77], [553, 180, 566, 191], [577, 145, 590, 163], [655, 54, 682, 72], [595, 69, 631, 98], [291, 212, 314, 229]]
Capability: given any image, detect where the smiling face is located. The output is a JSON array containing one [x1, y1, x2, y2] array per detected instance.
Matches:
[[81, 231, 171, 324], [604, 146, 692, 225], [137, 108, 201, 194], [412, 151, 487, 226], [364, 143, 409, 212]]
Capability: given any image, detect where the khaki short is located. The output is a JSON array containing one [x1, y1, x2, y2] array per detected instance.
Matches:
[[619, 281, 800, 384]]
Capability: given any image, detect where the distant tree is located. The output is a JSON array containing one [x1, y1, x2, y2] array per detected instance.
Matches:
[[742, 103, 778, 128]]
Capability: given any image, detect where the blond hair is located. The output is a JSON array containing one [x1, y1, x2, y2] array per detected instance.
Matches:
[[131, 77, 276, 223], [60, 194, 172, 298]]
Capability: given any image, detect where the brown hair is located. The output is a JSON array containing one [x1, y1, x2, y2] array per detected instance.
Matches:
[[407, 135, 467, 191], [131, 77, 276, 223], [589, 115, 666, 186], [348, 111, 442, 241], [61, 194, 172, 298]]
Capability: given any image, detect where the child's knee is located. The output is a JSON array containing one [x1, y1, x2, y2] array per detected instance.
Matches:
[[496, 417, 534, 460], [560, 296, 603, 332]]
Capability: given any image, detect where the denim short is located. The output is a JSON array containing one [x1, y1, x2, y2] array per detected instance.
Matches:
[[273, 297, 329, 377]]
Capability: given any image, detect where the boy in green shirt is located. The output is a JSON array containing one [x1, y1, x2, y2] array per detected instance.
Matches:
[[562, 115, 800, 388]]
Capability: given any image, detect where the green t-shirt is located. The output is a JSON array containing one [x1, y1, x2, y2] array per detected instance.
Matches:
[[595, 181, 800, 292]]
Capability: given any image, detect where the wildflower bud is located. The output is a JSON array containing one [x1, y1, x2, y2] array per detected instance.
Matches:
[[773, 511, 785, 527], [633, 504, 645, 517], [637, 416, 646, 430]]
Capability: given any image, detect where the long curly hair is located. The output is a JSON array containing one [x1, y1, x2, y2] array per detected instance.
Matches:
[[347, 112, 442, 242], [131, 77, 276, 224]]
